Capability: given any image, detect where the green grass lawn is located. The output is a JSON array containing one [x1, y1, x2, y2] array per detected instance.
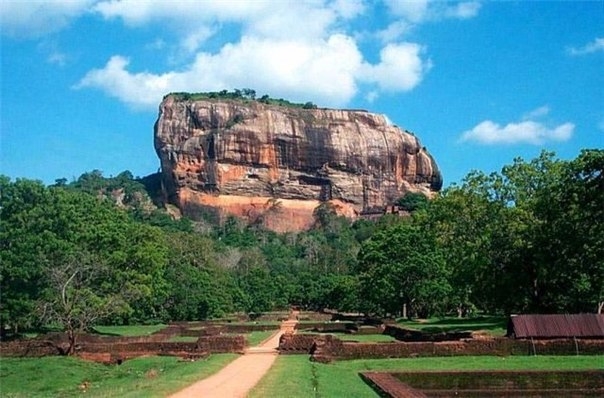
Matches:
[[249, 355, 603, 398], [166, 330, 276, 345], [249, 355, 317, 397], [92, 324, 167, 336], [227, 321, 282, 326], [247, 330, 278, 346], [167, 335, 199, 342], [300, 332, 396, 343], [297, 320, 354, 324], [0, 354, 238, 398], [397, 315, 507, 336], [335, 333, 396, 342]]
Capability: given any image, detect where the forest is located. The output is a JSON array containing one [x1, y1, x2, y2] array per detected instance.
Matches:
[[1, 149, 602, 338]]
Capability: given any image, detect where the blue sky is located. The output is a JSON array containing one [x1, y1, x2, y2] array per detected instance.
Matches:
[[1, 0, 602, 187]]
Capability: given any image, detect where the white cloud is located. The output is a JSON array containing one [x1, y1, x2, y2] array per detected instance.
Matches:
[[76, 35, 363, 108], [92, 1, 354, 53], [93, 0, 268, 25], [76, 0, 434, 109], [92, 1, 353, 40], [181, 27, 215, 54], [93, 0, 264, 52], [384, 0, 481, 23], [71, 0, 485, 109], [365, 91, 379, 103], [460, 118, 574, 145], [332, 0, 365, 19], [444, 1, 481, 19], [377, 20, 413, 43], [76, 33, 432, 109], [384, 0, 429, 22], [522, 105, 550, 120], [0, 0, 95, 38], [47, 51, 68, 66], [361, 42, 430, 91], [75, 55, 177, 108], [379, 1, 481, 41], [567, 37, 604, 56], [37, 40, 69, 66]]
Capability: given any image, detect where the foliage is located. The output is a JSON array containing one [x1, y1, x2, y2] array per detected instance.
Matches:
[[357, 221, 451, 317], [165, 89, 321, 109], [40, 251, 129, 354], [1, 148, 601, 338], [0, 178, 169, 334], [423, 150, 603, 314], [395, 191, 429, 212], [162, 232, 237, 320]]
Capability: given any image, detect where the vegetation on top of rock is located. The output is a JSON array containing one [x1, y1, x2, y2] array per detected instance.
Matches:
[[165, 88, 318, 109]]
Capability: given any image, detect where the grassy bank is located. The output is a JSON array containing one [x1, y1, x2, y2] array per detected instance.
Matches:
[[166, 330, 276, 345], [0, 354, 237, 398], [397, 316, 507, 336], [299, 332, 396, 343], [249, 355, 604, 398], [92, 324, 167, 336]]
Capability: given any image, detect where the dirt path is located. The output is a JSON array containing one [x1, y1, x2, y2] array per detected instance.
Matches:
[[169, 313, 298, 398]]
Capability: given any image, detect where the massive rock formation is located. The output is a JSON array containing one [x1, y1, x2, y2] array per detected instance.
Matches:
[[154, 94, 442, 232]]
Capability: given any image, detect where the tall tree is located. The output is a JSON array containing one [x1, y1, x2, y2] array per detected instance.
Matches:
[[39, 251, 127, 355], [357, 221, 450, 318], [531, 149, 604, 312]]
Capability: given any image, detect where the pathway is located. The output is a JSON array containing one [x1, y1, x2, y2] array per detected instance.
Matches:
[[168, 312, 298, 398]]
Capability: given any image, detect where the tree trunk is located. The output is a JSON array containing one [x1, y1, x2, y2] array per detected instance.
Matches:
[[402, 303, 407, 319], [67, 328, 76, 356], [598, 301, 604, 314]]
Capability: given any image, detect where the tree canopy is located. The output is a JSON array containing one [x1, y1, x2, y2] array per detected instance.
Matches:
[[1, 149, 602, 342]]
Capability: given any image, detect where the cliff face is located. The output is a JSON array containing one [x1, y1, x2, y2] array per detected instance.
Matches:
[[154, 95, 442, 232]]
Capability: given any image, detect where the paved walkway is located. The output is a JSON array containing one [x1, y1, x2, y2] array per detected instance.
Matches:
[[169, 313, 298, 398]]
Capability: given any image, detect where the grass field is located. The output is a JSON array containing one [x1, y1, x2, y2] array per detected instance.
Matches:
[[397, 316, 507, 336], [335, 333, 396, 342], [228, 321, 282, 327], [0, 354, 238, 398], [247, 330, 278, 346], [167, 335, 199, 342], [92, 324, 167, 336], [166, 330, 276, 345], [249, 355, 604, 398], [300, 332, 396, 343]]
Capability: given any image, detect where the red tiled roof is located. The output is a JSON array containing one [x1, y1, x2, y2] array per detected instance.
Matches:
[[509, 314, 604, 339]]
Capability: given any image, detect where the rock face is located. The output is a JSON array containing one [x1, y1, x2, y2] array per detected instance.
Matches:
[[154, 95, 442, 232]]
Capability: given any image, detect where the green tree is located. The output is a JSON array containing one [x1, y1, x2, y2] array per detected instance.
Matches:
[[1, 177, 171, 331], [424, 150, 603, 315], [1, 177, 54, 333], [396, 192, 429, 212], [531, 149, 604, 313], [40, 251, 128, 355], [422, 185, 495, 316], [357, 221, 450, 318], [163, 232, 236, 320]]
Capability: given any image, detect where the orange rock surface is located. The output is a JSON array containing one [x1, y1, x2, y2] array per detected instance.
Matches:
[[155, 95, 442, 231]]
